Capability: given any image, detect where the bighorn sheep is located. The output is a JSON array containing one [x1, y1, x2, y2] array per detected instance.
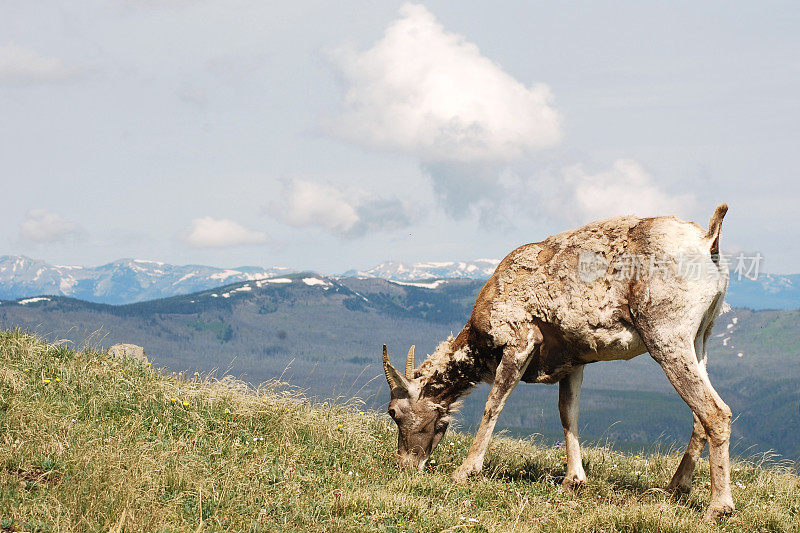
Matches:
[[383, 205, 734, 521]]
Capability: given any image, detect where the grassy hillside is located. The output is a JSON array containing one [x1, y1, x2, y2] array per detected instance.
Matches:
[[1, 278, 798, 462], [1, 331, 798, 532]]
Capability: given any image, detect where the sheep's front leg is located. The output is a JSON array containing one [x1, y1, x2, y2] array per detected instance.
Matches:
[[559, 366, 587, 489], [453, 341, 537, 483]]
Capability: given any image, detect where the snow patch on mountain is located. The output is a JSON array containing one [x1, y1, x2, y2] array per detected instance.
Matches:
[[303, 277, 331, 287], [210, 270, 242, 281], [390, 279, 448, 289], [256, 278, 292, 287], [18, 297, 51, 305]]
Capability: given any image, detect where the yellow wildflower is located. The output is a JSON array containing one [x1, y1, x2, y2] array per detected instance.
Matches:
[[182, 401, 190, 407], [55, 378, 61, 382], [43, 379, 51, 384], [170, 398, 177, 403]]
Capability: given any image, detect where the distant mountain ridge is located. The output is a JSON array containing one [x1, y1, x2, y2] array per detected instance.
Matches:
[[353, 260, 799, 311], [0, 255, 797, 309], [723, 272, 800, 310], [343, 259, 500, 281], [0, 255, 292, 305], [0, 256, 502, 305]]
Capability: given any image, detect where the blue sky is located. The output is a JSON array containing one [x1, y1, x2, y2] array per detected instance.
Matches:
[[2, 1, 798, 273]]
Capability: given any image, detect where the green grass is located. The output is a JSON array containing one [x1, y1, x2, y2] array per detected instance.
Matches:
[[1, 329, 798, 532]]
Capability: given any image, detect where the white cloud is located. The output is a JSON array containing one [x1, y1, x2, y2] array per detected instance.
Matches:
[[276, 180, 359, 234], [270, 179, 409, 237], [327, 3, 561, 163], [562, 159, 695, 221], [324, 6, 689, 229], [19, 209, 79, 243], [0, 44, 77, 84], [183, 217, 268, 248]]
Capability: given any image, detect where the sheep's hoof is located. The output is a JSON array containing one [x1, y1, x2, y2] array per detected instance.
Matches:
[[452, 463, 479, 484], [703, 501, 735, 522], [666, 479, 692, 495], [562, 473, 587, 491]]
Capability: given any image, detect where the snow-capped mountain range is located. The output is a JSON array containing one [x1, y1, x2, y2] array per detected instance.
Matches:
[[342, 259, 500, 281], [0, 255, 292, 305], [0, 255, 797, 309], [0, 256, 504, 305]]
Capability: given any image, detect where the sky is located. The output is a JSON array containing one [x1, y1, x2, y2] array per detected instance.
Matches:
[[1, 1, 798, 273]]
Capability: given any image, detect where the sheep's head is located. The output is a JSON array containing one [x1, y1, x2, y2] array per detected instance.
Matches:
[[383, 345, 451, 471]]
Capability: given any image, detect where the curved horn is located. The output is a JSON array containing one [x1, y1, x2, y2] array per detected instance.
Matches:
[[405, 345, 415, 379], [382, 345, 394, 387], [383, 344, 409, 391]]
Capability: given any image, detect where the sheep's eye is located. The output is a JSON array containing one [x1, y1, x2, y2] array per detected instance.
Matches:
[[388, 407, 397, 419]]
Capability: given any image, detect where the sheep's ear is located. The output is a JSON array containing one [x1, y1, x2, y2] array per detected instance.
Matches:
[[383, 345, 409, 391]]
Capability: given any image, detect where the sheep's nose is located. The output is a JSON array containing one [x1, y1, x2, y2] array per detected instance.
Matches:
[[397, 454, 426, 472]]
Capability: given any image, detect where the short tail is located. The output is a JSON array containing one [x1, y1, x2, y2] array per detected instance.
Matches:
[[705, 203, 728, 254]]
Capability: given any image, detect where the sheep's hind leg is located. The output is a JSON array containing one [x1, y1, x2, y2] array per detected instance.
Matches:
[[645, 338, 734, 521], [667, 323, 713, 494], [667, 412, 708, 493]]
